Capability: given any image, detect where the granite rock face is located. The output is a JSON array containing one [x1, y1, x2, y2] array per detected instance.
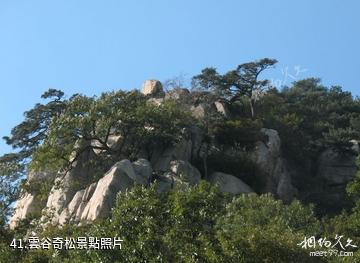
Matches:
[[169, 160, 201, 186], [155, 161, 201, 193], [80, 160, 135, 221], [165, 88, 190, 101], [317, 149, 357, 185], [9, 81, 359, 228], [41, 140, 97, 225], [57, 159, 153, 224], [9, 193, 41, 229], [209, 172, 253, 194], [151, 137, 192, 172], [9, 170, 57, 229], [214, 101, 229, 117], [190, 103, 208, 119], [132, 158, 153, 186], [253, 128, 297, 202], [142, 80, 164, 97], [58, 182, 97, 225], [312, 148, 358, 210]]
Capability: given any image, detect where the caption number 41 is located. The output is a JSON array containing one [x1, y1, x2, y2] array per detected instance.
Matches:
[[10, 239, 24, 249]]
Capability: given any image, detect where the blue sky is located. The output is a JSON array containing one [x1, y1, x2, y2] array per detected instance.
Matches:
[[0, 0, 359, 155]]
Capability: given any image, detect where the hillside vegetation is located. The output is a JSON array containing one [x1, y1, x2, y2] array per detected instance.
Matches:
[[1, 59, 360, 262]]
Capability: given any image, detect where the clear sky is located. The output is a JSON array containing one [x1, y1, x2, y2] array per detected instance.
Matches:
[[0, 0, 359, 155]]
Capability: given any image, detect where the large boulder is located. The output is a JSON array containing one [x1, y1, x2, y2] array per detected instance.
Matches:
[[170, 160, 201, 186], [190, 103, 207, 119], [9, 170, 56, 229], [155, 160, 201, 193], [317, 149, 357, 185], [142, 80, 164, 97], [42, 171, 85, 225], [80, 160, 135, 221], [165, 88, 190, 101], [41, 140, 97, 225], [253, 128, 297, 202], [9, 193, 43, 229], [272, 158, 298, 202], [132, 158, 153, 186], [209, 172, 253, 194], [214, 101, 229, 117], [48, 158, 154, 225], [309, 148, 358, 211], [254, 129, 281, 172], [151, 137, 192, 172], [58, 182, 97, 225], [155, 173, 175, 193], [189, 125, 206, 161], [58, 189, 85, 225]]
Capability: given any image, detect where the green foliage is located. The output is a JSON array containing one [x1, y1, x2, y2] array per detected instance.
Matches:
[[2, 61, 360, 262], [21, 179, 54, 203], [261, 78, 360, 162], [87, 183, 201, 262], [215, 194, 323, 263], [192, 58, 277, 118], [138, 100, 193, 154], [0, 155, 23, 226], [212, 118, 263, 148], [89, 184, 170, 262], [88, 182, 227, 263], [164, 181, 227, 262], [30, 90, 192, 173], [80, 183, 323, 263], [0, 89, 66, 227], [6, 181, 360, 263], [202, 117, 263, 186], [30, 94, 96, 172], [322, 203, 360, 262], [325, 204, 360, 245], [2, 89, 66, 162], [346, 156, 360, 202]]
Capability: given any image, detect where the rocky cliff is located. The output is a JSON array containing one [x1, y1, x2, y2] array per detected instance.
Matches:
[[8, 80, 359, 229]]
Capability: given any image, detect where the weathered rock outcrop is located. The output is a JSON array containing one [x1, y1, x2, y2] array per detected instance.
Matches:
[[151, 136, 192, 171], [9, 80, 359, 228], [253, 128, 297, 202], [132, 158, 153, 186], [58, 182, 97, 225], [165, 88, 190, 101], [57, 159, 153, 224], [27, 170, 56, 182], [41, 140, 97, 225], [80, 160, 135, 221], [155, 160, 201, 193], [317, 149, 357, 185], [169, 160, 201, 186], [9, 193, 41, 229], [209, 172, 253, 194], [214, 101, 229, 117], [91, 134, 122, 155], [190, 103, 208, 119], [142, 79, 164, 97], [311, 148, 357, 211], [9, 170, 57, 229]]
